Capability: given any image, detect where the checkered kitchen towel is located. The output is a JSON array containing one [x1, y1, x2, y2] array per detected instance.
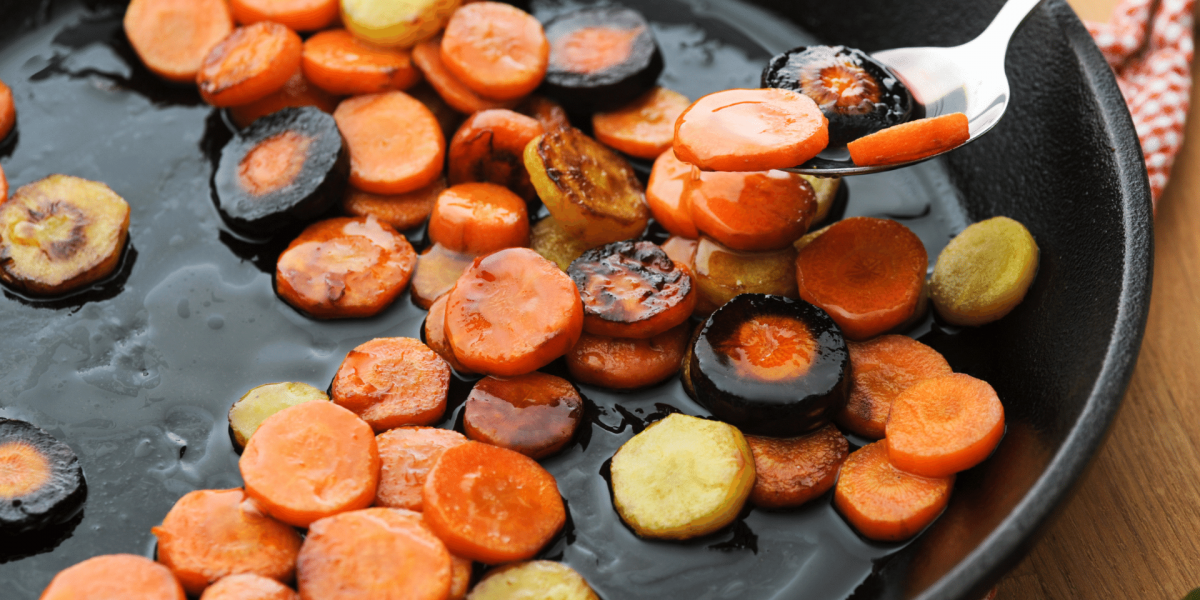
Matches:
[[1087, 0, 1195, 208]]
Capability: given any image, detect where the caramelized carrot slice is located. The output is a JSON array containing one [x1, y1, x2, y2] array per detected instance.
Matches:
[[302, 29, 421, 96], [0, 78, 14, 140], [424, 294, 475, 374], [239, 401, 380, 527], [440, 2, 550, 101], [686, 169, 817, 252], [833, 440, 953, 542], [646, 149, 698, 239], [847, 113, 970, 167], [568, 240, 696, 339], [411, 243, 476, 310], [837, 335, 951, 439], [40, 554, 186, 600], [593, 87, 690, 159], [516, 95, 572, 132], [334, 91, 445, 195], [297, 508, 451, 600], [230, 0, 338, 32], [565, 322, 690, 390], [152, 489, 302, 596], [342, 177, 445, 232], [463, 372, 583, 458], [885, 373, 1005, 477], [423, 441, 566, 563], [228, 68, 338, 129], [428, 183, 531, 254], [675, 88, 828, 172], [448, 109, 545, 203], [375, 427, 467, 511], [332, 337, 451, 431], [197, 23, 303, 108], [746, 424, 848, 509], [124, 0, 234, 84], [795, 216, 927, 340], [412, 37, 520, 114], [199, 574, 298, 600], [445, 248, 584, 376]]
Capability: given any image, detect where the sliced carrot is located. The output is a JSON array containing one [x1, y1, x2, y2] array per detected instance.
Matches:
[[566, 321, 690, 390], [424, 294, 475, 374], [593, 87, 690, 159], [833, 440, 954, 542], [449, 554, 472, 600], [302, 29, 421, 96], [124, 0, 234, 83], [40, 554, 186, 600], [428, 182, 531, 254], [463, 372, 584, 458], [409, 82, 466, 144], [646, 149, 698, 238], [152, 488, 302, 596], [375, 427, 467, 511], [445, 247, 584, 376], [331, 337, 451, 431], [342, 177, 444, 232], [568, 240, 696, 339], [297, 508, 451, 600], [0, 165, 7, 202], [199, 574, 298, 600], [448, 109, 545, 204], [334, 91, 445, 195], [412, 37, 520, 114], [230, 0, 338, 32], [674, 88, 829, 172], [837, 335, 951, 439], [197, 23, 303, 108], [660, 235, 697, 273], [746, 424, 848, 509], [239, 401, 380, 527], [423, 441, 566, 563], [0, 78, 14, 140], [847, 113, 970, 167], [885, 373, 1005, 478], [516, 95, 572, 132], [440, 2, 549, 101], [686, 169, 817, 252], [795, 216, 927, 340], [411, 243, 477, 310], [228, 69, 338, 129]]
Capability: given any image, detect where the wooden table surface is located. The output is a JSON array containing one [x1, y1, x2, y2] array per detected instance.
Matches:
[[997, 0, 1200, 597]]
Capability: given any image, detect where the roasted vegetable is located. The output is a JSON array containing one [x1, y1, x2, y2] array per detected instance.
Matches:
[[541, 6, 663, 113], [930, 216, 1039, 326], [39, 554, 186, 600], [566, 322, 690, 390], [410, 243, 476, 310], [463, 372, 583, 459], [467, 561, 599, 600], [834, 440, 953, 542], [568, 240, 695, 338], [530, 215, 593, 271], [197, 22, 303, 108], [331, 337, 451, 431], [592, 86, 690, 159], [746, 424, 848, 509], [0, 419, 86, 534], [685, 169, 816, 252], [448, 109, 545, 204], [228, 381, 329, 450], [342, 177, 446, 233], [339, 0, 461, 48], [440, 2, 549, 101], [693, 236, 797, 314]]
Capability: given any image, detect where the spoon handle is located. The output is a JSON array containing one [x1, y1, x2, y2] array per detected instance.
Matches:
[[978, 0, 1046, 47]]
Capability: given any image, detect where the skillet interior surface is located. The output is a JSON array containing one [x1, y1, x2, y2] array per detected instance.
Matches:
[[0, 0, 1151, 599]]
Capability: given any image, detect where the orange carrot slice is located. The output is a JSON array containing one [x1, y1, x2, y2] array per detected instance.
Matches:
[[566, 322, 690, 390], [463, 372, 583, 458], [686, 169, 817, 252], [302, 29, 421, 96], [334, 91, 445, 195], [646, 149, 698, 239], [0, 78, 14, 140], [837, 335, 952, 439], [593, 87, 690, 159], [410, 243, 477, 310], [746, 424, 848, 509], [674, 88, 828, 172], [847, 113, 970, 167], [124, 0, 234, 84], [833, 440, 954, 542], [885, 373, 1005, 477], [228, 68, 338, 129], [229, 0, 338, 32], [199, 574, 298, 600], [197, 23, 303, 108], [424, 294, 475, 374], [0, 165, 7, 202], [448, 109, 545, 203], [428, 182, 530, 254], [40, 554, 186, 600], [412, 37, 520, 114], [375, 427, 467, 511], [331, 337, 451, 431], [517, 95, 572, 132], [342, 178, 445, 232], [440, 2, 549, 101]]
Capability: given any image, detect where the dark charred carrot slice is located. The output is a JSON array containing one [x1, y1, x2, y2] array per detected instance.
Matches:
[[40, 554, 186, 600], [646, 149, 698, 238], [230, 0, 338, 32], [375, 427, 467, 511], [833, 440, 954, 542], [848, 113, 970, 166], [568, 240, 695, 339], [692, 236, 798, 315], [240, 401, 380, 527], [428, 183, 530, 254], [0, 419, 85, 533], [342, 177, 445, 232], [199, 574, 298, 600], [593, 87, 690, 159], [410, 243, 476, 310], [885, 373, 1006, 477], [424, 294, 475, 374], [516, 95, 572, 132], [746, 424, 848, 509], [0, 78, 14, 141], [412, 37, 520, 115], [0, 175, 130, 297], [302, 29, 420, 96], [447, 109, 545, 204], [124, 0, 234, 84], [275, 216, 417, 319], [197, 23, 303, 108], [423, 441, 566, 563], [440, 2, 549, 101], [674, 88, 829, 172], [152, 488, 302, 596], [542, 6, 663, 113], [566, 321, 690, 390], [334, 91, 445, 195], [463, 372, 583, 458], [686, 169, 817, 252], [331, 337, 451, 431], [445, 248, 584, 376], [660, 235, 697, 273], [297, 508, 452, 600], [795, 216, 927, 340], [837, 335, 952, 439], [690, 294, 849, 437], [228, 69, 339, 130]]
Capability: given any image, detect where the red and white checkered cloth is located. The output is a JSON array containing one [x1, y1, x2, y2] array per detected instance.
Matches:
[[1086, 0, 1195, 208]]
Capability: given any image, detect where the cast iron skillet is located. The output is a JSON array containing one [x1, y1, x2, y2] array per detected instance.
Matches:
[[0, 0, 1151, 599]]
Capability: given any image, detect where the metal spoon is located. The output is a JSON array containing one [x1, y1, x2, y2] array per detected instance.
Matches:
[[786, 0, 1044, 176]]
